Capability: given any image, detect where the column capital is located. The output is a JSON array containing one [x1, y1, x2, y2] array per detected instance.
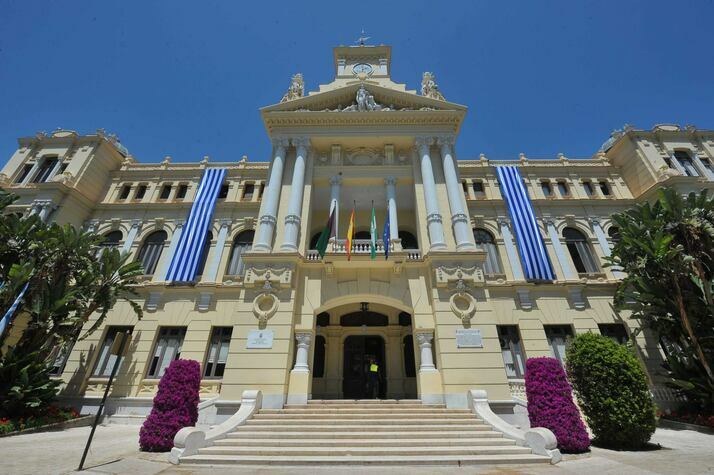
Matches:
[[84, 219, 100, 233], [129, 219, 143, 230], [295, 331, 312, 346], [271, 137, 290, 150], [436, 134, 456, 150], [588, 217, 602, 226], [218, 218, 233, 229], [542, 216, 557, 227], [291, 136, 311, 150], [384, 176, 397, 187], [415, 331, 434, 346], [330, 175, 343, 186], [414, 136, 434, 150], [497, 216, 510, 227]]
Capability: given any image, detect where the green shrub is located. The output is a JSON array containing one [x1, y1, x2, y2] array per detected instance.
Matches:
[[0, 348, 61, 419], [566, 332, 656, 449]]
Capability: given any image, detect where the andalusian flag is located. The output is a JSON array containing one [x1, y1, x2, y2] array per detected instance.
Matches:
[[369, 203, 377, 259], [346, 204, 355, 261], [315, 207, 336, 259]]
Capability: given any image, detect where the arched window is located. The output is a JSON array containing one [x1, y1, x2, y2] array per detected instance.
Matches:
[[608, 226, 621, 245], [100, 230, 123, 248], [403, 335, 416, 378], [226, 230, 254, 276], [309, 233, 322, 250], [137, 231, 168, 275], [399, 231, 418, 250], [473, 228, 502, 275], [563, 227, 600, 274], [195, 231, 213, 277], [354, 230, 370, 240]]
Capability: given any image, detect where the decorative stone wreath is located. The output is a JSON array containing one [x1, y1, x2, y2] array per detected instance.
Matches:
[[449, 290, 476, 326], [252, 292, 278, 329]]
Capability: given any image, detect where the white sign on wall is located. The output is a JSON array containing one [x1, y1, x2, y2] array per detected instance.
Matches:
[[456, 329, 483, 348], [246, 330, 274, 349]]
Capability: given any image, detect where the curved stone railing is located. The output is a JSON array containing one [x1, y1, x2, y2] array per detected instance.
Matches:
[[169, 390, 262, 464], [468, 389, 562, 464]]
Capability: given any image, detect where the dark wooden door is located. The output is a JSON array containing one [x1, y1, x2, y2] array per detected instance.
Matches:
[[342, 335, 386, 399]]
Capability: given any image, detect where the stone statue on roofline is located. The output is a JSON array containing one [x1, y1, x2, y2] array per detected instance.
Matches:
[[280, 73, 304, 102], [421, 72, 445, 101]]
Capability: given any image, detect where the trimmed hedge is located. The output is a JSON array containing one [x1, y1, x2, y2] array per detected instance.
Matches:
[[139, 359, 201, 452], [525, 357, 590, 453], [566, 332, 656, 449]]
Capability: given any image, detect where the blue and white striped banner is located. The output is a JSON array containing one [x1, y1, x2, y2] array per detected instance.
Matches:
[[165, 168, 227, 282], [496, 166, 555, 281], [0, 282, 29, 338]]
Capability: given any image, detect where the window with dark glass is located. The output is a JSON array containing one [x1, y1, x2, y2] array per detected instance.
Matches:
[[598, 323, 628, 345], [242, 183, 255, 201], [557, 180, 570, 197], [472, 180, 485, 198], [118, 185, 131, 200], [135, 185, 147, 200], [15, 164, 33, 183], [403, 335, 416, 378], [147, 327, 186, 378], [313, 335, 326, 378], [258, 183, 265, 200], [92, 326, 133, 377], [674, 150, 699, 177], [218, 183, 229, 199], [563, 227, 600, 274], [226, 230, 254, 275], [48, 340, 74, 376], [100, 230, 123, 249], [608, 226, 621, 245], [541, 181, 553, 197], [204, 327, 232, 378], [462, 180, 469, 197], [195, 232, 213, 277], [316, 312, 330, 327], [498, 325, 525, 379], [398, 231, 419, 250], [473, 228, 502, 274], [59, 163, 68, 174], [137, 230, 168, 275], [159, 184, 172, 200], [176, 184, 188, 199], [598, 180, 611, 196], [544, 325, 573, 366], [32, 157, 58, 183], [701, 157, 714, 176], [582, 181, 594, 197]]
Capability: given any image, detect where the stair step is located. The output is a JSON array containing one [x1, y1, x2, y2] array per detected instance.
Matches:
[[214, 437, 514, 447], [227, 430, 506, 439], [291, 404, 440, 409], [236, 424, 493, 432], [246, 418, 487, 426], [198, 445, 532, 457], [261, 408, 471, 414], [253, 413, 477, 420], [179, 454, 551, 466], [306, 399, 424, 405]]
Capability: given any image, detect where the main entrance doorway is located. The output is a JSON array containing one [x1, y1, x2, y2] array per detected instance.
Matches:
[[342, 335, 386, 399]]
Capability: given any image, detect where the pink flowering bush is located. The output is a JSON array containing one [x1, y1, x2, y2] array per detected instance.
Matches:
[[525, 357, 590, 453], [139, 359, 201, 452]]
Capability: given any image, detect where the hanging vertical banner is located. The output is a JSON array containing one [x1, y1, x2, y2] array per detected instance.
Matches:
[[165, 168, 227, 282], [496, 166, 555, 281], [0, 282, 29, 338]]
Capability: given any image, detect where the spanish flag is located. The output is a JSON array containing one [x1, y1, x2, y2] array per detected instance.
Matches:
[[346, 204, 355, 261]]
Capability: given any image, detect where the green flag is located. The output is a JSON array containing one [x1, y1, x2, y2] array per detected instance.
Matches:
[[370, 204, 377, 260], [315, 207, 336, 259]]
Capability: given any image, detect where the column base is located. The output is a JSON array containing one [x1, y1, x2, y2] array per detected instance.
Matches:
[[287, 368, 311, 405], [456, 242, 477, 252], [252, 243, 272, 253], [418, 368, 444, 403], [429, 243, 448, 251], [279, 243, 299, 252]]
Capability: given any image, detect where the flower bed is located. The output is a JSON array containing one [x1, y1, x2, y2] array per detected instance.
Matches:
[[0, 406, 81, 435], [658, 410, 714, 429]]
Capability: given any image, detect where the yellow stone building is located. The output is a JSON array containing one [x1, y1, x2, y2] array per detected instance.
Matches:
[[2, 43, 714, 427]]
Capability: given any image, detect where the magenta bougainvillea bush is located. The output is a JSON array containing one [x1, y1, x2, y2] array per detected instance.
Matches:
[[139, 359, 201, 452], [525, 357, 590, 453]]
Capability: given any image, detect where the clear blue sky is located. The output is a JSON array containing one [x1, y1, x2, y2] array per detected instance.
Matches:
[[1, 0, 713, 166]]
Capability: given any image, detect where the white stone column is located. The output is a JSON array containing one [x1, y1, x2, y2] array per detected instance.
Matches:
[[330, 175, 341, 240], [498, 217, 525, 281], [416, 332, 436, 372], [34, 199, 56, 222], [590, 218, 625, 279], [121, 220, 143, 255], [203, 219, 231, 282], [385, 176, 399, 240], [253, 138, 289, 252], [693, 152, 714, 181], [438, 136, 476, 251], [544, 217, 578, 280], [415, 137, 446, 251], [281, 137, 310, 252], [156, 222, 183, 281], [292, 332, 312, 373]]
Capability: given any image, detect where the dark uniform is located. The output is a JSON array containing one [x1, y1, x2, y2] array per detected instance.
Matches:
[[366, 359, 380, 398]]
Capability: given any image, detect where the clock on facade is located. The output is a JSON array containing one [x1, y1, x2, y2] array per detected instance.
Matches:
[[352, 63, 373, 75]]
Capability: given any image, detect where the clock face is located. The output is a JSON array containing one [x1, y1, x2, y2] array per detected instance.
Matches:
[[352, 63, 373, 75]]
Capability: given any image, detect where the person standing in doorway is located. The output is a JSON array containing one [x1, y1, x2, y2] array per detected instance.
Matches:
[[366, 356, 380, 399]]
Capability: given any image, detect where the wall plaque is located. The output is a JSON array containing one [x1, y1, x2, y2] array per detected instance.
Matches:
[[246, 329, 274, 349], [456, 329, 483, 348]]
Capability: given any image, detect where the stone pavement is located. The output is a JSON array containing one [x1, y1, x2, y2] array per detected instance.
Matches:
[[0, 424, 712, 474]]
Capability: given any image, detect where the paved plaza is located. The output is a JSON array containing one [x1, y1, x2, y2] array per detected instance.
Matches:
[[0, 424, 712, 475]]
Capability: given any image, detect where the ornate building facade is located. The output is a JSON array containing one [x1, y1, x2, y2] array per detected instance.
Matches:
[[2, 44, 714, 421]]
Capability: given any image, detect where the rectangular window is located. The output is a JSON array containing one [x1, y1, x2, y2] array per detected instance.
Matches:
[[15, 164, 34, 183], [598, 180, 611, 196], [598, 323, 628, 345], [118, 185, 131, 200], [242, 183, 255, 201], [675, 151, 700, 177], [701, 157, 714, 176], [473, 181, 485, 198], [147, 327, 186, 378], [218, 183, 229, 199], [159, 184, 172, 200], [541, 181, 552, 197], [204, 327, 232, 378], [92, 326, 133, 377], [59, 163, 68, 174], [582, 181, 594, 197], [47, 340, 75, 376], [462, 180, 469, 198], [176, 184, 188, 199], [498, 325, 525, 379], [31, 157, 58, 183], [258, 183, 265, 200], [135, 185, 147, 200], [556, 181, 570, 197], [544, 325, 574, 366]]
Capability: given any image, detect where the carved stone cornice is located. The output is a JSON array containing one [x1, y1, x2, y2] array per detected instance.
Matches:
[[414, 136, 434, 151]]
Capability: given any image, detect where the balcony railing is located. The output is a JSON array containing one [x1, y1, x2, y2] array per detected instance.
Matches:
[[306, 238, 422, 261]]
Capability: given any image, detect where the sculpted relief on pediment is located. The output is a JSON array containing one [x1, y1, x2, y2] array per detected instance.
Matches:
[[288, 84, 441, 113]]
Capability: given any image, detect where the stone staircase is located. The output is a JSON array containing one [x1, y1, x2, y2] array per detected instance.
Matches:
[[179, 399, 552, 466]]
